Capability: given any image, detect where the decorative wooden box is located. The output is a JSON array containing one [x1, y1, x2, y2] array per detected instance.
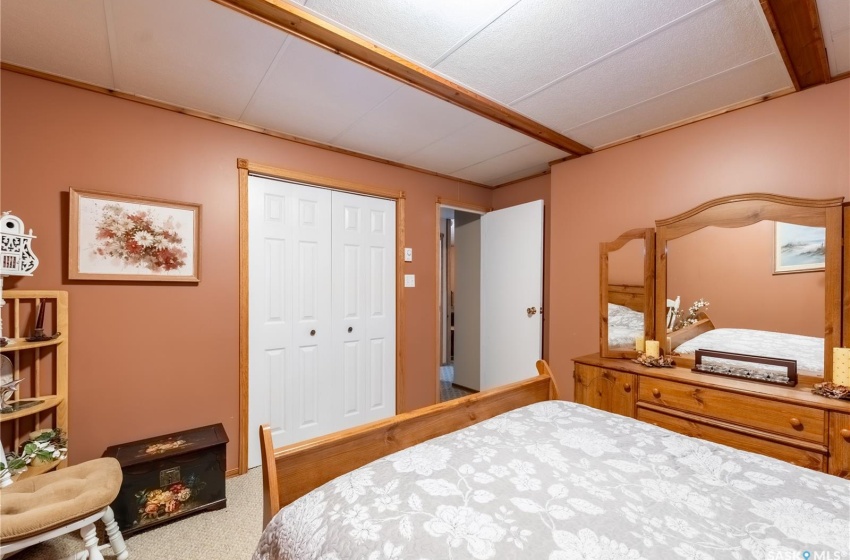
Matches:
[[102, 423, 228, 536]]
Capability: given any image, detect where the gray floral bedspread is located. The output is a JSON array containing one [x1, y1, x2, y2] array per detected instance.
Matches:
[[253, 401, 850, 560]]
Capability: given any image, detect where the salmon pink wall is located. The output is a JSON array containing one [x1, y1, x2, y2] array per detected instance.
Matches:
[[492, 174, 551, 360], [549, 80, 850, 398], [0, 70, 491, 470]]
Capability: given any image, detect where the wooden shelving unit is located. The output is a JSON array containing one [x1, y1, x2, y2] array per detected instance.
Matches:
[[1, 290, 68, 470]]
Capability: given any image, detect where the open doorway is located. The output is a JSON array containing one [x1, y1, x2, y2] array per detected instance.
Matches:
[[438, 205, 484, 402], [436, 198, 545, 404]]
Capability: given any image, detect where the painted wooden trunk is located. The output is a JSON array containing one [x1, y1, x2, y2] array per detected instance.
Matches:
[[102, 423, 228, 536]]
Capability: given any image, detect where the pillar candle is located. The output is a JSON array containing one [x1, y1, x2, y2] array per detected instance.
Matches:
[[833, 348, 850, 387], [645, 340, 660, 358], [634, 335, 645, 352]]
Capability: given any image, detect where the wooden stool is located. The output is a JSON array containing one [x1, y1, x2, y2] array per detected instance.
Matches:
[[0, 457, 128, 560]]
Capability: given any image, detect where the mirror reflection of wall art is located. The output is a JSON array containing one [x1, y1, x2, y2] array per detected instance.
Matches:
[[774, 222, 825, 275], [69, 188, 200, 282]]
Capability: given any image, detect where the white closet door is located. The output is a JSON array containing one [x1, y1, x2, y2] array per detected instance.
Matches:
[[248, 176, 332, 468], [332, 191, 396, 426], [248, 177, 396, 468]]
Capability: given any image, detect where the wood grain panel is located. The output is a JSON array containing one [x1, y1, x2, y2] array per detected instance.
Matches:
[[636, 405, 826, 471], [639, 378, 825, 443], [828, 412, 850, 479], [574, 364, 636, 418], [760, 0, 830, 89]]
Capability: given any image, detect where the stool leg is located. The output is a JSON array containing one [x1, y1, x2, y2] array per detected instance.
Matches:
[[80, 523, 104, 560], [103, 506, 129, 560]]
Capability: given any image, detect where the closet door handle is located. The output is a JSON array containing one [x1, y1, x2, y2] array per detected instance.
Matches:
[[348, 327, 353, 333], [310, 329, 316, 336]]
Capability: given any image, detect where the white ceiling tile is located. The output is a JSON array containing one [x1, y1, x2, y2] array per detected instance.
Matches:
[[302, 0, 519, 66], [331, 85, 478, 161], [108, 0, 286, 119], [0, 0, 114, 88], [566, 54, 792, 148], [400, 119, 535, 174], [514, 0, 780, 134], [435, 0, 711, 105], [816, 0, 850, 76], [240, 36, 400, 143], [452, 142, 568, 185]]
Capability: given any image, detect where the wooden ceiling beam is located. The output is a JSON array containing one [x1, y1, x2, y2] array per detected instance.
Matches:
[[760, 0, 830, 89], [210, 0, 593, 156]]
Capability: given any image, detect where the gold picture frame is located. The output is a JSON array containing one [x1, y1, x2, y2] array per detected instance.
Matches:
[[69, 188, 201, 282]]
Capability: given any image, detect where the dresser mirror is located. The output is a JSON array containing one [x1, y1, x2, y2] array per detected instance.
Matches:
[[655, 194, 843, 381], [600, 228, 654, 358]]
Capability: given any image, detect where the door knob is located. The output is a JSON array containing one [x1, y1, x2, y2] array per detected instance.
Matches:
[[310, 329, 316, 336], [527, 307, 537, 317], [348, 327, 353, 333]]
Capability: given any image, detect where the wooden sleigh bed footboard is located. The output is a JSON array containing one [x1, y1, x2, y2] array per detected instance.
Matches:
[[259, 360, 561, 526]]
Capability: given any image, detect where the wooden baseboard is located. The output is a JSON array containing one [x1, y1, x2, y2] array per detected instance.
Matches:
[[226, 468, 240, 478]]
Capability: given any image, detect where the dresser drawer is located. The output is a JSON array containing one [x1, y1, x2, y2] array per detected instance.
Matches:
[[638, 378, 825, 444], [828, 412, 850, 479], [637, 406, 826, 472]]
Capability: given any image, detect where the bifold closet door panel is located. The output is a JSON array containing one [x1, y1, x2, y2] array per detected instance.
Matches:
[[331, 191, 396, 426], [248, 176, 333, 466]]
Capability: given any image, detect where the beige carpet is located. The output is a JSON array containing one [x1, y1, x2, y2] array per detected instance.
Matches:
[[11, 467, 263, 560]]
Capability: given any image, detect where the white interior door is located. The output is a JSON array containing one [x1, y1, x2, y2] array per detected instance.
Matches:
[[248, 176, 333, 468], [480, 200, 543, 390], [248, 176, 396, 468], [332, 190, 396, 427]]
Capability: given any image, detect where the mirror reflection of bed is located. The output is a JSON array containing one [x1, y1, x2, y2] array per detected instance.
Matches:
[[606, 238, 645, 351], [666, 220, 825, 377]]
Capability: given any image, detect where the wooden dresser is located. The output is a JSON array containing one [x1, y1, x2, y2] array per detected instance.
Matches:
[[573, 353, 850, 478]]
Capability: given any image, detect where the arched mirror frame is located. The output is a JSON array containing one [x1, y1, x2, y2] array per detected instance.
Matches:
[[600, 228, 655, 358], [654, 193, 844, 381]]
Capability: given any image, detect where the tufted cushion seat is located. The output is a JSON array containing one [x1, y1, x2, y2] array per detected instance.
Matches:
[[0, 457, 122, 543]]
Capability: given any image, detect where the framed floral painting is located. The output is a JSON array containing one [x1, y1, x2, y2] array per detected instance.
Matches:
[[69, 189, 201, 282]]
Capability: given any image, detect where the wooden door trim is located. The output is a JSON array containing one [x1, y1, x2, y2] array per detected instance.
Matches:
[[238, 159, 406, 474]]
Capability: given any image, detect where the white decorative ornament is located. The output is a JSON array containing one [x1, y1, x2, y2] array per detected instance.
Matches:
[[0, 212, 39, 345]]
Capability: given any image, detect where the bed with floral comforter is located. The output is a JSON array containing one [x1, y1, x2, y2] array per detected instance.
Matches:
[[253, 401, 850, 560]]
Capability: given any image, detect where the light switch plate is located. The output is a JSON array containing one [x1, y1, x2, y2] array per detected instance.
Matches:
[[404, 247, 413, 262], [404, 274, 415, 287]]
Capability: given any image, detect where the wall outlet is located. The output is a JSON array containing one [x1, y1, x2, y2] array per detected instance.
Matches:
[[404, 247, 413, 262], [404, 274, 415, 287]]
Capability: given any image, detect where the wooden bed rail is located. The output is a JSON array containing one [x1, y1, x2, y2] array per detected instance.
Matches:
[[260, 360, 560, 526]]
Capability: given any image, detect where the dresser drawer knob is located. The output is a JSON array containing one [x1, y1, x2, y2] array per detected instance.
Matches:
[[651, 388, 661, 398], [789, 417, 803, 430], [623, 383, 631, 393], [841, 429, 850, 441]]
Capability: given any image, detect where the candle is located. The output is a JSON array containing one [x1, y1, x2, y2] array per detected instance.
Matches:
[[834, 348, 850, 387], [35, 301, 47, 329], [645, 340, 660, 358], [634, 335, 645, 352]]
